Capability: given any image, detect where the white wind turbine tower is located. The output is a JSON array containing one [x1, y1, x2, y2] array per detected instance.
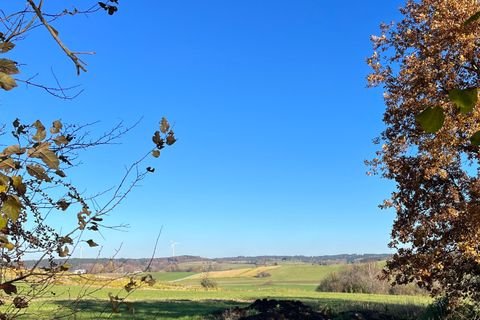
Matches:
[[170, 241, 180, 258]]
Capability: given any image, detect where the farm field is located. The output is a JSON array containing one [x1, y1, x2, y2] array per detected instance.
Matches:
[[5, 263, 433, 320]]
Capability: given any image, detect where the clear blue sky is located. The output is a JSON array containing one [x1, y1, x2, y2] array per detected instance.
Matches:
[[3, 0, 404, 258]]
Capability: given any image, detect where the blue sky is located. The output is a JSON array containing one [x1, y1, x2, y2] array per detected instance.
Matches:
[[3, 0, 404, 258]]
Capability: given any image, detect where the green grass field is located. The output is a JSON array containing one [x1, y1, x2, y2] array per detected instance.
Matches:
[[0, 263, 434, 319]]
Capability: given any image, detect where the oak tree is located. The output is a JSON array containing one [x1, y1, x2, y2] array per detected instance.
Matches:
[[368, 0, 480, 304]]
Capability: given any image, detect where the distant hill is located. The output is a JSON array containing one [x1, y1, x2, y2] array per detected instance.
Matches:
[[24, 253, 391, 273]]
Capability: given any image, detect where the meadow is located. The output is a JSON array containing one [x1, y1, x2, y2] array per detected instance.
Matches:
[[5, 262, 434, 319]]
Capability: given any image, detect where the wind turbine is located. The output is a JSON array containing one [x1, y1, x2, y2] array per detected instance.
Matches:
[[170, 241, 180, 258]]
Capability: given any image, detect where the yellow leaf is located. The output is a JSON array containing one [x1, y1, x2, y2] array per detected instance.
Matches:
[[0, 173, 8, 193], [0, 72, 16, 91], [11, 176, 26, 196], [2, 195, 22, 221], [4, 242, 14, 251], [0, 216, 6, 229], [0, 173, 9, 186]]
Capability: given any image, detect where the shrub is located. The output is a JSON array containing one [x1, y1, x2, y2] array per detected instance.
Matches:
[[200, 277, 217, 290], [254, 272, 271, 278], [316, 263, 425, 295]]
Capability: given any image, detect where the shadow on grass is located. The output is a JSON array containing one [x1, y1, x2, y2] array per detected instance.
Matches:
[[46, 296, 427, 320], [268, 296, 427, 320], [50, 299, 248, 319]]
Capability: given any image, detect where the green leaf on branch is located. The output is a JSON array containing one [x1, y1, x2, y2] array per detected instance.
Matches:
[[470, 131, 480, 146], [448, 88, 478, 114], [0, 72, 16, 91], [416, 106, 445, 133]]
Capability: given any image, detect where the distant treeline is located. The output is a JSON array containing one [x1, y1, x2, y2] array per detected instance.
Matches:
[[24, 253, 391, 274]]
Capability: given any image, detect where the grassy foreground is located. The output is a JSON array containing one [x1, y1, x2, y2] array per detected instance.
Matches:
[[16, 288, 430, 320], [3, 263, 432, 319]]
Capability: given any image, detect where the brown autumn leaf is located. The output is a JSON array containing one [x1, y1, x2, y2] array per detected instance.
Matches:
[[160, 117, 170, 134], [53, 135, 70, 146], [0, 42, 15, 53], [0, 72, 16, 91], [152, 150, 160, 158], [50, 119, 63, 134], [28, 142, 59, 169], [26, 164, 51, 182], [0, 158, 16, 172], [32, 120, 46, 142], [2, 145, 26, 156]]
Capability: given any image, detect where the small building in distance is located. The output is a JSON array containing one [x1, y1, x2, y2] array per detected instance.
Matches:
[[73, 269, 87, 275]]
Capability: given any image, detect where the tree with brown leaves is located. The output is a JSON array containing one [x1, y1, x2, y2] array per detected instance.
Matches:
[[368, 0, 480, 305]]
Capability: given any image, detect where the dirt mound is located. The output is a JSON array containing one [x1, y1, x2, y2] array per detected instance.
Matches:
[[214, 299, 404, 320], [214, 298, 328, 320]]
